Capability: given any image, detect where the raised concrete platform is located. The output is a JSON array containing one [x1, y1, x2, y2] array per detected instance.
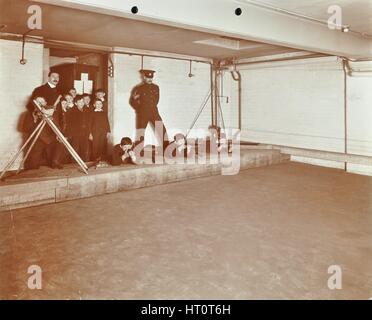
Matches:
[[0, 148, 289, 212]]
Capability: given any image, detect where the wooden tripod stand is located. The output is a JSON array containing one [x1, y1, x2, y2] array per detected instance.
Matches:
[[0, 100, 89, 180]]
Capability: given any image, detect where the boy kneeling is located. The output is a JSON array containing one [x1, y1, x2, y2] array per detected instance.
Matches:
[[112, 137, 137, 166]]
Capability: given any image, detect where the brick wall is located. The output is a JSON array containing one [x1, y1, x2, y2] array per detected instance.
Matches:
[[108, 54, 212, 147], [345, 61, 372, 175], [238, 56, 345, 152], [3, 40, 371, 175], [0, 39, 44, 170], [225, 56, 372, 175]]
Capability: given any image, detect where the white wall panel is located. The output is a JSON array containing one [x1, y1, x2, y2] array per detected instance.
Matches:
[[109, 54, 212, 146], [239, 57, 345, 152], [0, 40, 44, 169]]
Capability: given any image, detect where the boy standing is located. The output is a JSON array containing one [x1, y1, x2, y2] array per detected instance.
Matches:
[[52, 98, 71, 168], [91, 99, 110, 162], [83, 94, 94, 160], [95, 89, 108, 112], [69, 88, 77, 99], [68, 95, 92, 162], [64, 93, 74, 109], [83, 94, 93, 112]]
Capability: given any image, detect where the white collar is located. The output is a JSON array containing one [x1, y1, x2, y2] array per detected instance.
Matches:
[[47, 82, 57, 89]]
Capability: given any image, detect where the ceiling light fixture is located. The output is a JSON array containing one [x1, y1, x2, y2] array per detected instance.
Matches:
[[342, 26, 350, 33]]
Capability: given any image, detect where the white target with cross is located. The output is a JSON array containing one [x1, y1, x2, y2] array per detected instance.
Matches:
[[74, 73, 93, 95]]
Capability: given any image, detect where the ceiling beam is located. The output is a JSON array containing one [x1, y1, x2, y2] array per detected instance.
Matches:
[[36, 0, 372, 59]]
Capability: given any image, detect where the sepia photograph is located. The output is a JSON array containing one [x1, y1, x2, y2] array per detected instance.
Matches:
[[0, 0, 371, 307]]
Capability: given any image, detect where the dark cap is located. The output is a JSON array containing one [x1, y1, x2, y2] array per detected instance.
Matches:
[[140, 69, 155, 78], [174, 133, 186, 141], [121, 137, 133, 146]]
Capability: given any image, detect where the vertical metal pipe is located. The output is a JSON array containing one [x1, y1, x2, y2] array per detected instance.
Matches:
[[210, 63, 214, 126], [220, 70, 224, 98], [342, 59, 348, 172], [214, 70, 220, 126], [231, 70, 242, 130], [238, 73, 242, 131]]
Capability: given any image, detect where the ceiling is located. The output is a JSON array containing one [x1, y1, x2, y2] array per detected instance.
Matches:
[[0, 0, 301, 60], [244, 0, 372, 36]]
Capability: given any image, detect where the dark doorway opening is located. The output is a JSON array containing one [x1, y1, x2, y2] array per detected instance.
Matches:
[[47, 47, 110, 161], [48, 48, 109, 107]]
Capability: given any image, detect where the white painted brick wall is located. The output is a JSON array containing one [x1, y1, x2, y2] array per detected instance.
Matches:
[[2, 41, 370, 176], [0, 40, 44, 170], [238, 57, 345, 152], [109, 54, 212, 146], [219, 71, 240, 131], [225, 56, 372, 175], [346, 61, 372, 175]]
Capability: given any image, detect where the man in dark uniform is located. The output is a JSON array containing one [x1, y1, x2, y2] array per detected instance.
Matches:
[[129, 69, 169, 156], [24, 72, 62, 169]]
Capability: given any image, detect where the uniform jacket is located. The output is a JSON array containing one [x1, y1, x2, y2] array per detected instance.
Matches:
[[129, 82, 160, 117]]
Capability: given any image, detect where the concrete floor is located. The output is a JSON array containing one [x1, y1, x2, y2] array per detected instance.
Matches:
[[0, 162, 371, 300]]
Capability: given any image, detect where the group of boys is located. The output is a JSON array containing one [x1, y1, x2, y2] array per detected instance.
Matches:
[[25, 71, 110, 170], [111, 126, 231, 167], [111, 134, 192, 166], [24, 70, 231, 171]]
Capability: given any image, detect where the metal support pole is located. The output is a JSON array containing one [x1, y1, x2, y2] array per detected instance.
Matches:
[[342, 59, 348, 172], [231, 70, 242, 130], [210, 64, 215, 126], [214, 70, 219, 126]]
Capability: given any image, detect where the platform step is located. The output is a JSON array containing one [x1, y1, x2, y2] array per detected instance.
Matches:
[[0, 150, 289, 212]]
